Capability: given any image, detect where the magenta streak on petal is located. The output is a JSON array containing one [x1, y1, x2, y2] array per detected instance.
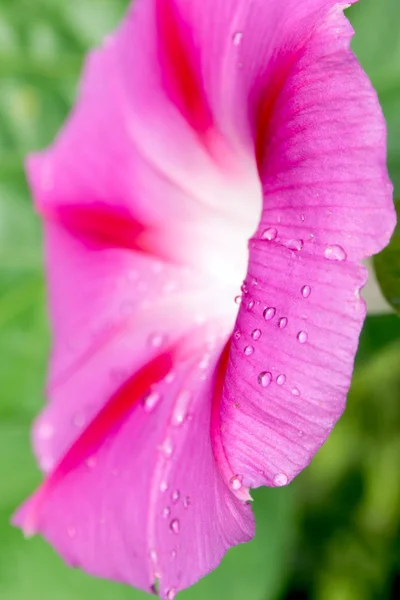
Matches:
[[38, 203, 183, 265], [211, 338, 252, 502], [156, 0, 213, 142], [16, 344, 179, 536]]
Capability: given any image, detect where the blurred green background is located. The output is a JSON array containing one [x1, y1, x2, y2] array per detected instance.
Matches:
[[0, 0, 400, 599]]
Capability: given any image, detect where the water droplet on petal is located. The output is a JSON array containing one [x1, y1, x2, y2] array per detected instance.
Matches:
[[263, 307, 276, 321], [234, 295, 242, 305], [291, 387, 300, 396], [278, 317, 288, 329], [143, 391, 161, 413], [183, 496, 191, 509], [162, 507, 171, 519], [247, 300, 255, 311], [234, 329, 241, 340], [251, 329, 262, 341], [148, 333, 165, 348], [301, 285, 311, 298], [67, 526, 76, 539], [297, 331, 308, 344], [171, 490, 180, 504], [170, 519, 180, 534], [37, 422, 54, 440], [72, 412, 85, 429], [170, 549, 177, 560], [165, 372, 175, 384], [166, 588, 177, 600], [199, 355, 211, 370], [85, 456, 97, 469], [274, 473, 288, 486], [300, 214, 305, 222], [149, 549, 158, 563], [232, 31, 243, 45], [324, 245, 347, 261], [258, 371, 272, 387], [172, 390, 191, 426], [276, 374, 286, 386], [230, 475, 243, 490], [160, 437, 174, 457], [262, 227, 277, 241], [282, 239, 303, 251], [244, 345, 254, 356], [160, 481, 168, 492]]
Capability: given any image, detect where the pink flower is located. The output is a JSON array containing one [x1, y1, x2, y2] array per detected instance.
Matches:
[[14, 0, 395, 596]]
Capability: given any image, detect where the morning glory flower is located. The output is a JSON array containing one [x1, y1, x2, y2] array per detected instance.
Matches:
[[13, 0, 395, 597]]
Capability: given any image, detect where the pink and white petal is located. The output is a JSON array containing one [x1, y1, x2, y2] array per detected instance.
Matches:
[[32, 220, 241, 471], [217, 5, 395, 489], [14, 351, 254, 597]]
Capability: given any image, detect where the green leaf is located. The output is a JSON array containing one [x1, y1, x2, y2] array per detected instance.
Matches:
[[373, 203, 400, 314]]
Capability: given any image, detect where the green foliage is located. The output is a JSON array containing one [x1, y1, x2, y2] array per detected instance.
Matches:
[[347, 0, 400, 307], [0, 1, 399, 600]]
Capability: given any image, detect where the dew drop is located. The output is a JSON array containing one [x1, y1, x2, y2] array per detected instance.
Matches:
[[171, 549, 177, 560], [274, 473, 288, 486], [234, 295, 242, 305], [166, 588, 177, 600], [149, 549, 158, 563], [278, 317, 288, 329], [230, 475, 243, 491], [263, 307, 276, 321], [301, 285, 311, 298], [162, 507, 171, 519], [199, 355, 211, 370], [276, 374, 286, 386], [85, 456, 97, 469], [170, 519, 180, 534], [234, 329, 241, 340], [282, 239, 303, 251], [172, 390, 191, 425], [232, 31, 243, 46], [251, 329, 262, 341], [244, 345, 254, 356], [324, 245, 347, 261], [171, 489, 180, 504], [247, 300, 255, 311], [291, 387, 300, 397], [160, 437, 174, 457], [258, 371, 272, 387], [262, 227, 277, 241], [183, 496, 191, 509], [241, 282, 248, 294], [72, 412, 85, 429], [300, 214, 305, 222], [160, 481, 168, 492], [143, 391, 161, 413], [297, 331, 308, 344], [148, 333, 165, 348], [165, 371, 176, 384], [37, 422, 54, 440]]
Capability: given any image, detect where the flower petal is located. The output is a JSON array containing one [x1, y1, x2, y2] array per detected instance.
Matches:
[[14, 348, 253, 597], [218, 4, 395, 489]]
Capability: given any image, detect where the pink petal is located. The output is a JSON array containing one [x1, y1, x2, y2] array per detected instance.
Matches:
[[218, 3, 395, 489], [14, 346, 253, 597]]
